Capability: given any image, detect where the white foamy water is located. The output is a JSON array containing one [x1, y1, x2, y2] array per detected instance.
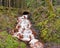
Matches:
[[13, 15, 44, 48]]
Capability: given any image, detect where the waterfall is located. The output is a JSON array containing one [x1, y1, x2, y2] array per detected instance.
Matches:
[[12, 14, 44, 48]]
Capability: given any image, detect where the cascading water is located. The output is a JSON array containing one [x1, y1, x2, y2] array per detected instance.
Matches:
[[12, 13, 44, 48]]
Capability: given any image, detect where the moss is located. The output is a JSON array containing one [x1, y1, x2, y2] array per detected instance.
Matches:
[[20, 42, 26, 48], [0, 31, 20, 48]]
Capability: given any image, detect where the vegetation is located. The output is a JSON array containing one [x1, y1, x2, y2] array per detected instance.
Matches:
[[0, 31, 26, 48]]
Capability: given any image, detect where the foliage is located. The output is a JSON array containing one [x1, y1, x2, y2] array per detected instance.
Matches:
[[32, 5, 60, 44], [0, 7, 18, 30], [0, 31, 20, 48], [0, 31, 27, 48]]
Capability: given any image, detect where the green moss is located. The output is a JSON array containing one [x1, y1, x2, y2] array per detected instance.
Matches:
[[0, 31, 20, 48], [20, 42, 26, 48]]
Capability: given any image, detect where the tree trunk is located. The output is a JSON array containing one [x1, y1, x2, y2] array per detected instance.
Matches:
[[0, 0, 2, 6], [8, 0, 11, 16], [45, 0, 54, 12]]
